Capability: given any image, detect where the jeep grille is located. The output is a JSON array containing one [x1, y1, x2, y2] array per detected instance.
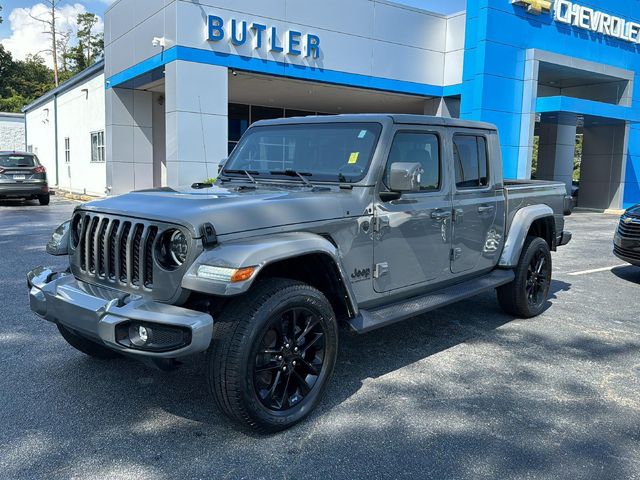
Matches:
[[74, 213, 161, 291]]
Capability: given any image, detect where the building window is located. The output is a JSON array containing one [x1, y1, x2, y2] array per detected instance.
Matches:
[[64, 137, 70, 163], [91, 131, 105, 162], [453, 135, 489, 189]]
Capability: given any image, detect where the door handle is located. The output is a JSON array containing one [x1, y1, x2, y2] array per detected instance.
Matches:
[[478, 205, 495, 214], [431, 210, 452, 221]]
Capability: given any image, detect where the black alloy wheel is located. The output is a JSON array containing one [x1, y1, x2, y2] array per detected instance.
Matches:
[[526, 249, 550, 308], [253, 307, 326, 412]]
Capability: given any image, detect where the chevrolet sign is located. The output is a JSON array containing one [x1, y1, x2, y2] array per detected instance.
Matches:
[[512, 0, 640, 44]]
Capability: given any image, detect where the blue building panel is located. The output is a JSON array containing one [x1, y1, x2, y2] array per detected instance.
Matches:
[[461, 0, 640, 207]]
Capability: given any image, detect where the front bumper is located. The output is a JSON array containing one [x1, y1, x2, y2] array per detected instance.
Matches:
[[613, 233, 640, 266], [27, 267, 214, 358], [0, 182, 48, 197]]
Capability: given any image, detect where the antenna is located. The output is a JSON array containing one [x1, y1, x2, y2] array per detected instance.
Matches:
[[198, 96, 209, 180]]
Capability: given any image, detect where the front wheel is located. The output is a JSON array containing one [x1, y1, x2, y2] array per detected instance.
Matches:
[[497, 236, 552, 318], [206, 278, 338, 432]]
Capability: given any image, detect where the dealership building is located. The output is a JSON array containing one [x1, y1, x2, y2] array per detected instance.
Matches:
[[23, 0, 640, 209]]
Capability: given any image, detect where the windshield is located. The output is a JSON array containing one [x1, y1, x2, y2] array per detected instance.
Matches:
[[0, 154, 38, 168], [223, 123, 382, 183]]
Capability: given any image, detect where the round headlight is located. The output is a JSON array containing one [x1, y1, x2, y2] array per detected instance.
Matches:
[[169, 230, 189, 265], [156, 229, 189, 270]]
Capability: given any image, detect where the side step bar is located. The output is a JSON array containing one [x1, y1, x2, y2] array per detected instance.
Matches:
[[349, 269, 515, 334]]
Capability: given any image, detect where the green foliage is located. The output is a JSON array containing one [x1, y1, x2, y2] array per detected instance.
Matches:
[[0, 47, 54, 113], [0, 11, 104, 113]]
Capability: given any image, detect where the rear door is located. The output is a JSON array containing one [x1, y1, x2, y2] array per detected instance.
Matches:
[[450, 133, 500, 274], [373, 128, 453, 293]]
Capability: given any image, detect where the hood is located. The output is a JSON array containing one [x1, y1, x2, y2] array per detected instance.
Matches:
[[79, 184, 359, 237], [627, 204, 640, 217]]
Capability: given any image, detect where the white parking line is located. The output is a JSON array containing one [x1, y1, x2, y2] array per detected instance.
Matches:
[[566, 265, 627, 276]]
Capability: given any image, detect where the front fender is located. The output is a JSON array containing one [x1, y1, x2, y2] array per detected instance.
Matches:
[[499, 205, 554, 267], [181, 232, 357, 309]]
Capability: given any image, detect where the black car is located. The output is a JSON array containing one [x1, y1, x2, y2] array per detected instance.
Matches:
[[614, 205, 640, 266], [0, 152, 50, 205]]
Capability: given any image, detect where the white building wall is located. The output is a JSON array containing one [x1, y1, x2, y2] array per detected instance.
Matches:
[[445, 12, 466, 86], [0, 114, 25, 151], [104, 0, 459, 87], [25, 100, 56, 176], [24, 73, 107, 197], [55, 74, 107, 196]]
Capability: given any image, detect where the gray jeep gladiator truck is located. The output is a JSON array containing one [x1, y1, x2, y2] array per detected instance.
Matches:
[[28, 115, 572, 432]]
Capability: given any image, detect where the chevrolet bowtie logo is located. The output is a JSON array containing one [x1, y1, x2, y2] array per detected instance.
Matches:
[[512, 0, 553, 15]]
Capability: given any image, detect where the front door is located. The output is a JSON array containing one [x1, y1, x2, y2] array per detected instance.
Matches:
[[373, 130, 453, 293], [451, 133, 499, 274]]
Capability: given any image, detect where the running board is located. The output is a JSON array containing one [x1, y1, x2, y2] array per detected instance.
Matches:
[[349, 269, 515, 334]]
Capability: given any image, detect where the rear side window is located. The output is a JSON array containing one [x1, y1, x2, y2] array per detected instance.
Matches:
[[454, 135, 489, 189], [385, 132, 440, 191]]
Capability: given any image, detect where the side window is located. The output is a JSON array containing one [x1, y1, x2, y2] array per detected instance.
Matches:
[[385, 132, 440, 191], [454, 135, 489, 189]]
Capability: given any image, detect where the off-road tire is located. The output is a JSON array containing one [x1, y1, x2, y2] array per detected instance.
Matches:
[[38, 194, 50, 206], [206, 278, 338, 433], [497, 236, 552, 318], [57, 324, 121, 359]]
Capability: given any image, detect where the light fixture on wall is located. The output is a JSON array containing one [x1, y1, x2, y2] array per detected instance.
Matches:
[[231, 69, 238, 76], [152, 37, 166, 48]]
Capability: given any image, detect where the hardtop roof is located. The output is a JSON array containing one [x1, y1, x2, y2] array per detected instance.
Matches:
[[252, 114, 497, 131]]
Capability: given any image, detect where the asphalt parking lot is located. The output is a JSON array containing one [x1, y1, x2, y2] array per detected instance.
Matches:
[[1, 196, 638, 480]]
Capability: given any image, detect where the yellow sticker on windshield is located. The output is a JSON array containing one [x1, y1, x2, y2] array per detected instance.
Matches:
[[348, 152, 360, 164]]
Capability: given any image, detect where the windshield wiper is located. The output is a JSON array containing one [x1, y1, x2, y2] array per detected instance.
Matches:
[[223, 169, 259, 185], [270, 169, 314, 188]]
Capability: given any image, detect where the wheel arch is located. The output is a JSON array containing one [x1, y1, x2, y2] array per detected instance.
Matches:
[[499, 205, 556, 268], [182, 232, 358, 318]]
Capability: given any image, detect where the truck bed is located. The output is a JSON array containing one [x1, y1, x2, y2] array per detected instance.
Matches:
[[504, 179, 570, 235]]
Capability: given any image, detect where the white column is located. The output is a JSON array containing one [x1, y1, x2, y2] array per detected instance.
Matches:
[[105, 87, 154, 195], [164, 61, 228, 187]]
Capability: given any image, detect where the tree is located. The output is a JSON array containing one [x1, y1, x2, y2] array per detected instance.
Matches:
[[1, 4, 3, 24], [29, 0, 62, 86], [75, 13, 103, 67], [0, 47, 54, 113]]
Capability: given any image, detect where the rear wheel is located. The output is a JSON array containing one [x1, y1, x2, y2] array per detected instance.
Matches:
[[497, 236, 552, 318], [57, 324, 121, 359], [206, 278, 338, 432], [38, 194, 50, 206]]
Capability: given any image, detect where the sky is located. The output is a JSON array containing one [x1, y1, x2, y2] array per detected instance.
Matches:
[[0, 0, 466, 67]]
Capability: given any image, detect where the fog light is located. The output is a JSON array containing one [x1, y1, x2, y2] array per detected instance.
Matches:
[[130, 324, 150, 347], [116, 322, 192, 352]]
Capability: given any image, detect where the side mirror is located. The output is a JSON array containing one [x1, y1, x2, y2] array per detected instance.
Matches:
[[217, 159, 228, 175], [388, 162, 422, 193]]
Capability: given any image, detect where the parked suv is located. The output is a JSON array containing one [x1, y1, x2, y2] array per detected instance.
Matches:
[[28, 115, 572, 432], [0, 152, 50, 205], [614, 205, 640, 266]]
